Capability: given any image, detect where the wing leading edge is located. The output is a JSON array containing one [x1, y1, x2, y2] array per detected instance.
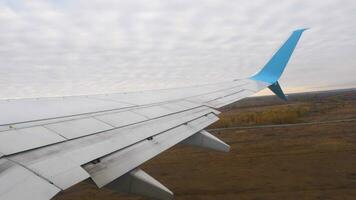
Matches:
[[0, 29, 307, 200]]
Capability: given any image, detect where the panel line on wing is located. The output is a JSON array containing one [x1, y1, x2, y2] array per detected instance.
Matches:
[[43, 126, 69, 140], [86, 96, 138, 106], [4, 157, 62, 191]]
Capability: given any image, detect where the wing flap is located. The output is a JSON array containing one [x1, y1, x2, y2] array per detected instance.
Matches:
[[28, 156, 90, 190], [83, 113, 219, 187]]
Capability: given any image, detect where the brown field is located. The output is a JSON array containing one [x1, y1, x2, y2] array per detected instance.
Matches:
[[54, 89, 356, 200]]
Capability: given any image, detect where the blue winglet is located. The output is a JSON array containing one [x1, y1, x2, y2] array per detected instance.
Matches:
[[250, 29, 308, 100], [250, 28, 308, 84]]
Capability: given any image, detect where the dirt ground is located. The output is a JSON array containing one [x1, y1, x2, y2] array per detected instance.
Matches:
[[54, 89, 356, 200]]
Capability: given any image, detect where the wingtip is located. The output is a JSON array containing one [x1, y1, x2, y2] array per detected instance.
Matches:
[[295, 28, 309, 32], [250, 29, 307, 84]]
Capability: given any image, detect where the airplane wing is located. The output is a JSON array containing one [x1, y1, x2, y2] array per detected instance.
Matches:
[[0, 29, 307, 200]]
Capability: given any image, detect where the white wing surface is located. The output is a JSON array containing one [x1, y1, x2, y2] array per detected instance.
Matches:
[[0, 29, 307, 200]]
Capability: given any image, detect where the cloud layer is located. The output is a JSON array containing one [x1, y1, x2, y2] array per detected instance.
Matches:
[[0, 0, 355, 98]]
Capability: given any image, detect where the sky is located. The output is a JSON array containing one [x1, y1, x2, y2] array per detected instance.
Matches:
[[0, 0, 355, 99]]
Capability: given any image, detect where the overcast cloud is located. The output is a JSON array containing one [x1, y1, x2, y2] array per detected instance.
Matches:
[[0, 0, 355, 98]]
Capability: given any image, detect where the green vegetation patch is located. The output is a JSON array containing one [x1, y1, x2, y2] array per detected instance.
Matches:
[[211, 105, 311, 128]]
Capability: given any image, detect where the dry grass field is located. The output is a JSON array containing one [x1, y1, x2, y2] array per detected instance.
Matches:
[[54, 89, 356, 200]]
